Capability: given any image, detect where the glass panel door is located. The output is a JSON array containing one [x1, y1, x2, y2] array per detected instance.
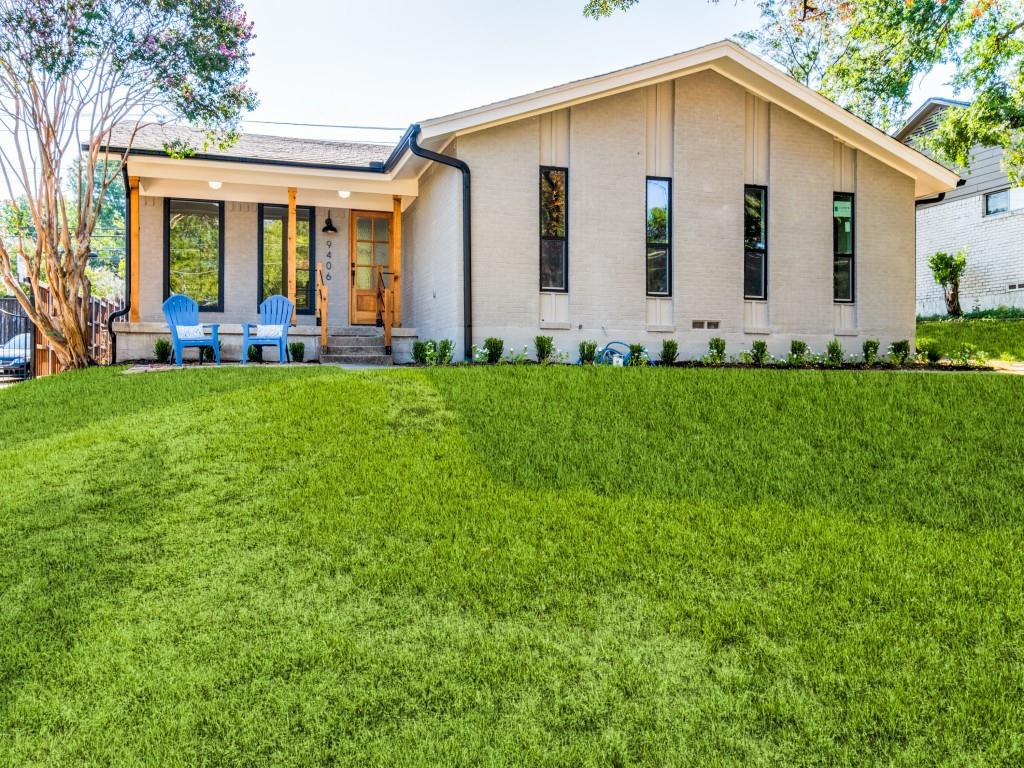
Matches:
[[350, 211, 391, 324]]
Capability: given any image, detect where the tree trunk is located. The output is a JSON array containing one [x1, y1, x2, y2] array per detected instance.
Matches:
[[945, 279, 963, 318]]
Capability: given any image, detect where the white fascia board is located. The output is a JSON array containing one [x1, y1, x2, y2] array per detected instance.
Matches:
[[417, 40, 959, 198], [126, 155, 417, 197]]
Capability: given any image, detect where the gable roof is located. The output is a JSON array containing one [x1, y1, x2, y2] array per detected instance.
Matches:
[[416, 39, 960, 197], [106, 122, 396, 170], [893, 97, 970, 144]]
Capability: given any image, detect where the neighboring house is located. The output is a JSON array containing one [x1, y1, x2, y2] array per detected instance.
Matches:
[[896, 98, 1024, 316], [107, 40, 957, 364]]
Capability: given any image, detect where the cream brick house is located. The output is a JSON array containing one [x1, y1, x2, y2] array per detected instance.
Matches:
[[109, 41, 958, 363]]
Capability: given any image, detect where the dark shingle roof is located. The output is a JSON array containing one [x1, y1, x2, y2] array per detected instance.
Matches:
[[107, 122, 396, 168]]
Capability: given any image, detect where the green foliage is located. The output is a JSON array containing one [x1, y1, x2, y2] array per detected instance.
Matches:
[[862, 339, 880, 367], [917, 337, 943, 364], [751, 339, 769, 366], [154, 338, 172, 364], [626, 343, 649, 366], [582, 0, 638, 19], [436, 339, 455, 366], [201, 339, 223, 363], [247, 344, 262, 363], [1, 366, 1024, 764], [288, 341, 305, 363], [919, 305, 1024, 322], [928, 249, 968, 317], [826, 339, 844, 368], [412, 340, 428, 365], [535, 335, 554, 363], [889, 339, 911, 366], [504, 345, 529, 365], [788, 339, 809, 367], [917, 317, 1023, 362], [659, 339, 678, 365], [704, 336, 727, 366], [579, 339, 598, 364], [952, 342, 987, 368], [483, 337, 504, 365]]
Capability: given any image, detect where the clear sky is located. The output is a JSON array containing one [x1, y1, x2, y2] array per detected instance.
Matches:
[[239, 0, 956, 145]]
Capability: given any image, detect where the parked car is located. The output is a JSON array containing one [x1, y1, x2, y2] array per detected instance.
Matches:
[[0, 332, 32, 378]]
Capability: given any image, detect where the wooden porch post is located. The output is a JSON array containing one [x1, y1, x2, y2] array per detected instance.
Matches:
[[128, 176, 140, 322], [286, 187, 297, 322], [392, 195, 402, 326]]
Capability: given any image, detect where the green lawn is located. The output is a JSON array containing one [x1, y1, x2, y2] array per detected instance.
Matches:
[[916, 317, 1024, 361], [2, 366, 1023, 766]]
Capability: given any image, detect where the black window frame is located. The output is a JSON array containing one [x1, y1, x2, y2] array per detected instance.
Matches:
[[984, 189, 1010, 216], [833, 192, 855, 304], [539, 165, 569, 293], [645, 176, 672, 297], [163, 198, 225, 312], [743, 184, 768, 301], [257, 203, 317, 315]]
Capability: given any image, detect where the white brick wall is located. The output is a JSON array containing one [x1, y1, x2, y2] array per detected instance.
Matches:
[[403, 154, 464, 351], [916, 195, 1024, 315]]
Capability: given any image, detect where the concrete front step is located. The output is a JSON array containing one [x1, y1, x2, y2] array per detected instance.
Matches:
[[321, 353, 393, 366], [325, 344, 386, 355], [327, 326, 384, 338]]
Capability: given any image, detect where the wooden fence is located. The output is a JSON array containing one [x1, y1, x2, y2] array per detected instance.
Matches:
[[0, 288, 122, 378]]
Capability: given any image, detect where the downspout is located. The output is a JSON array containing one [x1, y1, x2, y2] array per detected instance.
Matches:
[[106, 164, 131, 363], [408, 125, 472, 360]]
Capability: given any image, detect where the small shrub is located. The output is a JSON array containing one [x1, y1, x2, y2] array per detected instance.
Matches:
[[201, 339, 223, 363], [660, 339, 679, 365], [917, 337, 942, 364], [862, 339, 880, 367], [889, 339, 911, 366], [471, 345, 489, 364], [412, 340, 428, 364], [750, 339, 769, 366], [703, 337, 727, 366], [579, 339, 598, 364], [436, 339, 455, 365], [825, 339, 844, 368], [483, 337, 504, 364], [787, 339, 808, 367], [247, 344, 263, 363], [288, 341, 305, 363], [504, 344, 529, 364], [422, 341, 438, 366], [627, 343, 649, 366], [952, 342, 987, 368], [535, 335, 554, 363], [154, 338, 172, 364]]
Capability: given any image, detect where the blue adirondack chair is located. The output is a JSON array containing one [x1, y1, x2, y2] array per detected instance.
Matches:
[[162, 294, 220, 366], [241, 295, 293, 364]]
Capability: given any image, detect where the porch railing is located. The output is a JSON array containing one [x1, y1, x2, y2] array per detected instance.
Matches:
[[316, 262, 329, 353], [376, 265, 393, 355]]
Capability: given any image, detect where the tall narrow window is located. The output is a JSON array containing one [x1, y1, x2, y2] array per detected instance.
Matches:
[[540, 166, 568, 292], [258, 204, 315, 313], [646, 177, 671, 296], [743, 185, 767, 300], [833, 193, 854, 302], [165, 199, 223, 310]]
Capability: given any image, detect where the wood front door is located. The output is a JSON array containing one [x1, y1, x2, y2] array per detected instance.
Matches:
[[350, 211, 392, 325]]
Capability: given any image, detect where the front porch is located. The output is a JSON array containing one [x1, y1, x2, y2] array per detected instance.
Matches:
[[109, 123, 434, 365]]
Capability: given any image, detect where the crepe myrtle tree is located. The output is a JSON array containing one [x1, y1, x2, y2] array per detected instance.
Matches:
[[0, 0, 257, 369], [586, 1, 1024, 179]]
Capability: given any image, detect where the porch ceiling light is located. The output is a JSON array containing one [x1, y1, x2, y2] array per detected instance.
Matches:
[[208, 180, 222, 190], [338, 190, 351, 199], [322, 210, 338, 234]]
